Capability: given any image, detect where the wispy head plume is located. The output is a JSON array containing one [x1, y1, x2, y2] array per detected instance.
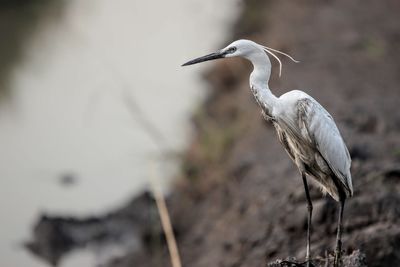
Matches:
[[261, 45, 299, 77]]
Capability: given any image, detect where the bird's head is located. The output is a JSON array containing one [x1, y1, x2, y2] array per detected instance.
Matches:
[[182, 39, 299, 76], [221, 39, 263, 58], [181, 39, 258, 66]]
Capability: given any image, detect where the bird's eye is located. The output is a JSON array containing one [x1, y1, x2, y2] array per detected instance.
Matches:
[[228, 47, 237, 53]]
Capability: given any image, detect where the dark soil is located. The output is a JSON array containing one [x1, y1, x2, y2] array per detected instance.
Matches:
[[27, 0, 400, 266]]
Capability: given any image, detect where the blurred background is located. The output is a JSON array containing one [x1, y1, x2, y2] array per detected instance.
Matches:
[[1, 1, 400, 267], [0, 0, 239, 266]]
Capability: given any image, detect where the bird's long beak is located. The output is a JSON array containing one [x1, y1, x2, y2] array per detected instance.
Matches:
[[182, 51, 225, 66]]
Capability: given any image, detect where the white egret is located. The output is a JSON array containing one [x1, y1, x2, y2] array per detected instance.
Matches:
[[182, 39, 353, 267]]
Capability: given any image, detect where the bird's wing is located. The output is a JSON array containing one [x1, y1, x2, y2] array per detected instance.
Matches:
[[296, 97, 353, 197]]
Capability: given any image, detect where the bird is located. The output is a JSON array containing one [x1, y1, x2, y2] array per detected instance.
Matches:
[[182, 39, 353, 267]]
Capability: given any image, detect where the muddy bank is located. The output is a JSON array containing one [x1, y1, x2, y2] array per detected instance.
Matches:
[[25, 192, 164, 266], [26, 0, 400, 266]]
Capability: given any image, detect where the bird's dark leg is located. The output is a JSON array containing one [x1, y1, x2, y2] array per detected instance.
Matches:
[[334, 199, 345, 267], [301, 172, 313, 267]]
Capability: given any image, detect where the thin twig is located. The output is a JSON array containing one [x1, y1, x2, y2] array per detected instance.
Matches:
[[149, 162, 182, 267], [122, 89, 166, 153], [79, 37, 168, 153], [76, 31, 181, 267]]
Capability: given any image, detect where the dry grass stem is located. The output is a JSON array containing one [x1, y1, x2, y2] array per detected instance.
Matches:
[[149, 162, 182, 267]]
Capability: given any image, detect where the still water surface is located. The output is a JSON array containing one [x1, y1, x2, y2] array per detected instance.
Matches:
[[0, 0, 239, 266]]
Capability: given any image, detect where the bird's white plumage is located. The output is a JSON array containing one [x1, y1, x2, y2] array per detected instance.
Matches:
[[182, 39, 352, 265], [183, 38, 353, 200], [227, 39, 353, 201], [276, 90, 353, 199]]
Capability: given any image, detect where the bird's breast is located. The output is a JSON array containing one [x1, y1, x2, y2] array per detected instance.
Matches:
[[273, 120, 315, 165]]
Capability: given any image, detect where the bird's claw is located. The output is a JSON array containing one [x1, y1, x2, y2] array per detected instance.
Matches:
[[278, 260, 315, 267]]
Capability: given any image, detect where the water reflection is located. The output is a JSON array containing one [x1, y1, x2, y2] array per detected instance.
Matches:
[[0, 0, 239, 266], [0, 0, 66, 100]]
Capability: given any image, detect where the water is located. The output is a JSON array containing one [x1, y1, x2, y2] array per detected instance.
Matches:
[[0, 0, 240, 266]]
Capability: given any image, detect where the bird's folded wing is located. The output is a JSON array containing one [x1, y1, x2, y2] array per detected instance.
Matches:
[[298, 98, 353, 197]]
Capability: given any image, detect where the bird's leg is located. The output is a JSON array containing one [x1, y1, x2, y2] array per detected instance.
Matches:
[[334, 199, 345, 267], [301, 172, 313, 267]]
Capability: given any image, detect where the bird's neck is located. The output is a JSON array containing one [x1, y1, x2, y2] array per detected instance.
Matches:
[[247, 50, 278, 116], [250, 84, 279, 119], [248, 50, 271, 89]]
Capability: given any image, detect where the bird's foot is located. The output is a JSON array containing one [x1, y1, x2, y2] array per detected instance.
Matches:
[[333, 250, 342, 267], [277, 259, 315, 267], [333, 242, 343, 267]]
